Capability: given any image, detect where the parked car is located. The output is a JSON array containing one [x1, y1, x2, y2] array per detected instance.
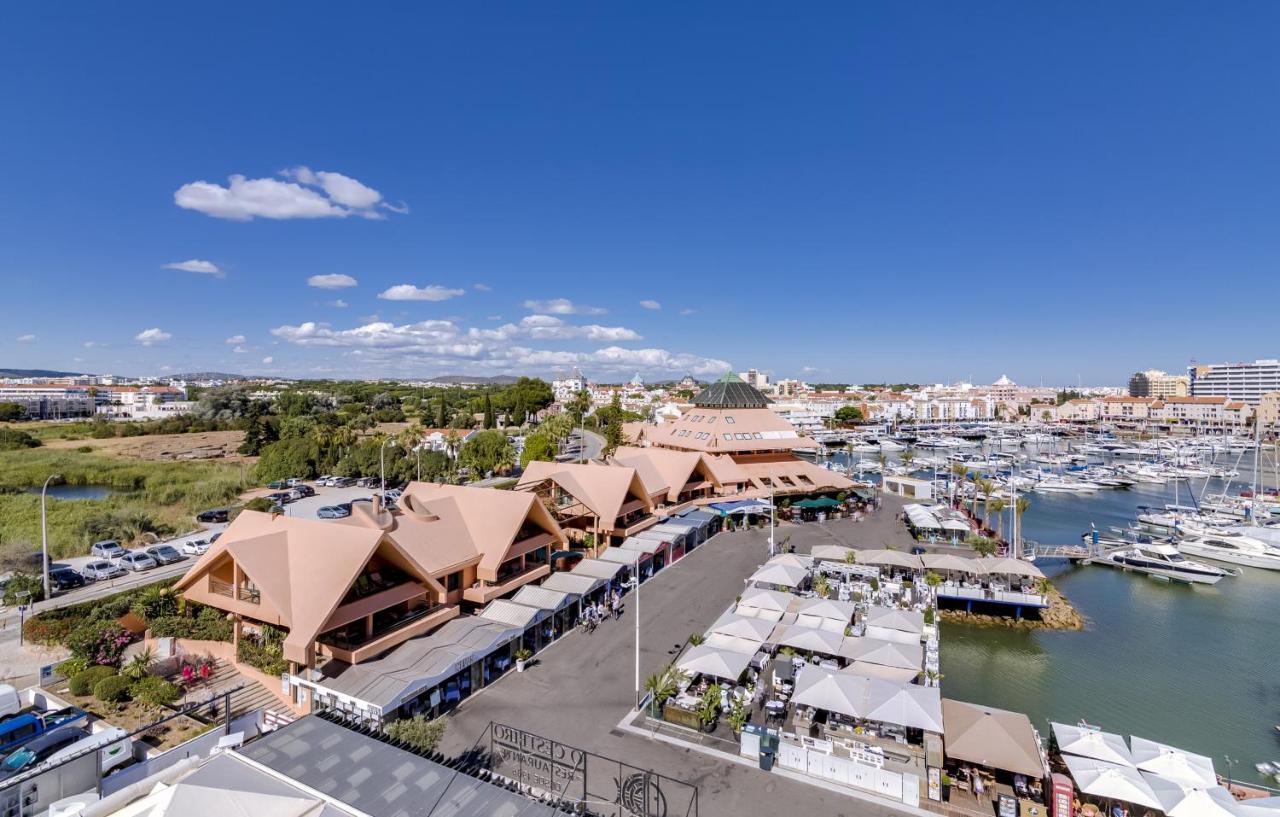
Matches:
[[145, 544, 184, 565], [266, 480, 289, 490], [209, 532, 222, 543], [117, 551, 158, 572], [47, 567, 85, 592], [285, 478, 305, 487], [81, 561, 126, 581], [383, 488, 403, 502], [333, 476, 356, 487], [265, 491, 294, 504], [89, 540, 126, 559], [317, 505, 351, 519], [0, 708, 86, 755], [293, 484, 316, 497], [182, 539, 210, 556], [196, 508, 229, 524], [356, 477, 378, 488], [316, 475, 335, 487], [0, 727, 90, 782], [910, 545, 928, 555]]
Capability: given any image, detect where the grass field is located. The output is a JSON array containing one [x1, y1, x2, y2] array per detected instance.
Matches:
[[0, 447, 249, 566]]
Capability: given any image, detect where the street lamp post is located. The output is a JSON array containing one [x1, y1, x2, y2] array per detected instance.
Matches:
[[632, 551, 641, 710], [41, 474, 61, 601], [15, 590, 31, 646]]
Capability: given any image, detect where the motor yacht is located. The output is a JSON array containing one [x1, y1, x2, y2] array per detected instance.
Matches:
[[1175, 531, 1280, 571], [1103, 543, 1229, 584]]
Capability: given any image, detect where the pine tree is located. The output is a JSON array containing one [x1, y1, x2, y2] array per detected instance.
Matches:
[[483, 392, 495, 429], [436, 396, 447, 428]]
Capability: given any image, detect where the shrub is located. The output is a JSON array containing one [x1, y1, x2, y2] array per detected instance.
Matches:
[[1, 572, 44, 605], [89, 595, 132, 623], [69, 666, 118, 696], [237, 632, 287, 676], [68, 620, 132, 666], [132, 675, 180, 707], [131, 585, 178, 621], [94, 674, 132, 704], [22, 615, 74, 646], [385, 715, 447, 753], [0, 428, 41, 450], [56, 657, 89, 678]]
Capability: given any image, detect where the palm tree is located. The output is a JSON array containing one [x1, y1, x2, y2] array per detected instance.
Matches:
[[900, 450, 915, 470], [843, 549, 857, 565], [1013, 496, 1032, 557], [969, 473, 982, 516], [311, 424, 335, 470], [923, 570, 942, 603], [333, 425, 358, 460], [813, 574, 831, 599], [977, 478, 995, 530], [877, 452, 888, 471], [987, 497, 1007, 542], [398, 424, 423, 480]]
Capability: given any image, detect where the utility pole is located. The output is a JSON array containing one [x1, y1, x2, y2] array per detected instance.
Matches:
[[41, 474, 61, 601]]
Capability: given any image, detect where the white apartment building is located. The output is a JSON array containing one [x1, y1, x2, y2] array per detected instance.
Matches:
[[1190, 359, 1280, 404], [96, 385, 193, 420], [1128, 369, 1190, 398], [0, 384, 96, 419], [552, 367, 587, 401]]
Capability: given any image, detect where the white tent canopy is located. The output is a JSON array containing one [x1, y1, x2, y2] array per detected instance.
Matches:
[[858, 549, 925, 570], [810, 544, 855, 563], [1143, 775, 1237, 817], [767, 553, 814, 570], [838, 636, 923, 670], [704, 633, 765, 654], [1061, 755, 1160, 810], [864, 606, 925, 635], [922, 553, 984, 574], [845, 662, 920, 683], [978, 556, 1045, 579], [771, 624, 845, 656], [1235, 796, 1280, 816], [736, 586, 793, 621], [1130, 735, 1217, 788], [709, 612, 776, 643], [748, 562, 809, 588], [1053, 722, 1134, 767], [864, 681, 944, 733], [791, 665, 870, 719], [676, 645, 752, 682]]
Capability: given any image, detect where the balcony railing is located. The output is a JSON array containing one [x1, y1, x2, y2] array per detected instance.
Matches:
[[319, 603, 444, 651], [209, 577, 259, 604]]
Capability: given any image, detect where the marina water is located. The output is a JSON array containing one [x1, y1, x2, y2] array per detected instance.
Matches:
[[830, 448, 1280, 778]]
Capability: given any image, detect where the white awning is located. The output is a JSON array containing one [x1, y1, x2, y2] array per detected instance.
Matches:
[[597, 547, 645, 565], [977, 557, 1045, 579], [703, 633, 764, 655], [792, 665, 870, 719], [708, 612, 776, 643], [736, 586, 793, 619], [540, 572, 603, 597], [838, 636, 923, 670], [1061, 755, 1160, 810], [619, 536, 666, 555], [509, 585, 576, 613], [810, 544, 854, 563], [770, 624, 844, 656], [748, 562, 808, 588], [922, 553, 984, 574], [676, 645, 752, 682], [1129, 735, 1216, 788], [479, 599, 548, 629], [572, 558, 625, 580], [863, 606, 925, 635], [863, 681, 944, 733], [1143, 776, 1237, 817], [857, 549, 924, 569], [845, 662, 920, 683], [1053, 722, 1134, 766]]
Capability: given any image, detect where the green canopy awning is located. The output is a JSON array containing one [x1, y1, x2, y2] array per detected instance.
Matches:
[[793, 497, 841, 509]]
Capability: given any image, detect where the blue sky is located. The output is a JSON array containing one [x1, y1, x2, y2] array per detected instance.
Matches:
[[2, 3, 1278, 384]]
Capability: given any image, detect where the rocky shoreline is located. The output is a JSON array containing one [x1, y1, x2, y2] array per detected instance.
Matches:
[[937, 586, 1085, 631]]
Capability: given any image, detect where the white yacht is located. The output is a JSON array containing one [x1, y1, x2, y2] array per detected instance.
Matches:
[[1176, 532, 1280, 571], [1103, 543, 1229, 585]]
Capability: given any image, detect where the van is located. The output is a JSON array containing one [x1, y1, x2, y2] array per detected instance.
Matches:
[[48, 726, 132, 774], [0, 685, 20, 720]]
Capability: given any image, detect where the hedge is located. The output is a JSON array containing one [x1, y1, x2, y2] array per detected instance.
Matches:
[[93, 675, 132, 704], [69, 666, 118, 697], [131, 675, 179, 707]]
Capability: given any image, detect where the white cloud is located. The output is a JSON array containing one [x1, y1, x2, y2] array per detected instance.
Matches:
[[640, 300, 661, 310], [16, 334, 35, 343], [225, 335, 246, 345], [327, 299, 349, 308], [261, 356, 274, 365], [522, 298, 607, 316], [270, 316, 726, 378], [175, 168, 402, 221], [135, 328, 171, 346], [163, 259, 223, 277], [679, 308, 696, 316], [232, 345, 248, 354], [307, 273, 358, 289], [473, 283, 492, 291], [378, 284, 466, 302], [82, 341, 99, 348]]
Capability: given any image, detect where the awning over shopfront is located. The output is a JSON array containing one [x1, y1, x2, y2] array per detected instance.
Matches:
[[540, 571, 605, 597], [942, 698, 1045, 777], [618, 536, 666, 555], [708, 500, 774, 515], [571, 558, 626, 581], [598, 547, 645, 565], [479, 599, 549, 629], [509, 585, 577, 613]]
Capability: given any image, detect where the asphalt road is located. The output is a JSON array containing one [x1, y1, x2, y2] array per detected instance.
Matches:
[[437, 514, 913, 817]]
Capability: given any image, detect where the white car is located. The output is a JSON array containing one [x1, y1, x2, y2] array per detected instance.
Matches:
[[83, 560, 126, 581], [118, 551, 158, 572], [182, 539, 210, 556]]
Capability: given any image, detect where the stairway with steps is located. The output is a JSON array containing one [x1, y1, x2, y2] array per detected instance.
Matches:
[[175, 658, 295, 725]]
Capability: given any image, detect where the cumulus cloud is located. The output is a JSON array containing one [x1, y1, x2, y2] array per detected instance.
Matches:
[[16, 334, 35, 343], [225, 335, 246, 345], [175, 167, 402, 221], [232, 345, 248, 354], [135, 328, 171, 346], [679, 308, 696, 316], [327, 299, 349, 308], [261, 356, 274, 365], [270, 316, 727, 378], [522, 298, 606, 316], [308, 273, 358, 289], [640, 300, 661, 310], [82, 341, 99, 348], [378, 284, 466, 302], [163, 259, 223, 277]]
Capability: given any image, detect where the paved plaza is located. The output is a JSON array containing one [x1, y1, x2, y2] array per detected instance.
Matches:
[[437, 499, 930, 817]]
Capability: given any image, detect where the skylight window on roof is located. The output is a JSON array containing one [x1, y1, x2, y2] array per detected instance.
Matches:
[[725, 417, 735, 424], [723, 433, 732, 440], [707, 417, 716, 424]]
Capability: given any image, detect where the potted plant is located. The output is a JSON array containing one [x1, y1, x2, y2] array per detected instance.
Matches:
[[697, 687, 720, 733], [727, 696, 748, 736], [941, 773, 953, 801], [515, 648, 533, 673], [688, 633, 706, 647], [644, 665, 686, 717]]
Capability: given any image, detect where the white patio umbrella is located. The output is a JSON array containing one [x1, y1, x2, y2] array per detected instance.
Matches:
[[858, 549, 924, 569], [1062, 755, 1161, 810], [922, 553, 984, 574], [1142, 775, 1239, 817], [1235, 796, 1280, 816], [1130, 735, 1217, 788], [675, 645, 752, 682], [1053, 722, 1134, 766], [748, 561, 808, 588]]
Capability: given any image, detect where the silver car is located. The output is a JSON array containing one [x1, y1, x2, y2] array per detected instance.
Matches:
[[82, 560, 126, 581], [182, 538, 210, 556], [118, 552, 158, 572]]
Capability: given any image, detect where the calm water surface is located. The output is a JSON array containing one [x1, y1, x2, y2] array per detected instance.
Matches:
[[24, 484, 115, 500]]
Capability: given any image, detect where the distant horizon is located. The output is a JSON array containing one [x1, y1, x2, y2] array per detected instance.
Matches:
[[4, 6, 1278, 383]]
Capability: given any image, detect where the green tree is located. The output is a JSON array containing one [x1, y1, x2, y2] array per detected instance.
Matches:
[[0, 402, 25, 422], [834, 405, 863, 424], [457, 430, 515, 477], [603, 422, 623, 456], [987, 497, 1007, 542], [900, 450, 915, 469], [0, 428, 41, 449], [482, 392, 495, 429], [253, 438, 319, 483], [435, 396, 447, 428], [520, 432, 557, 467]]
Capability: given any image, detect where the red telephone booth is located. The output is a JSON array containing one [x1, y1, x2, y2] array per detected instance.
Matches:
[[1050, 773, 1074, 817]]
